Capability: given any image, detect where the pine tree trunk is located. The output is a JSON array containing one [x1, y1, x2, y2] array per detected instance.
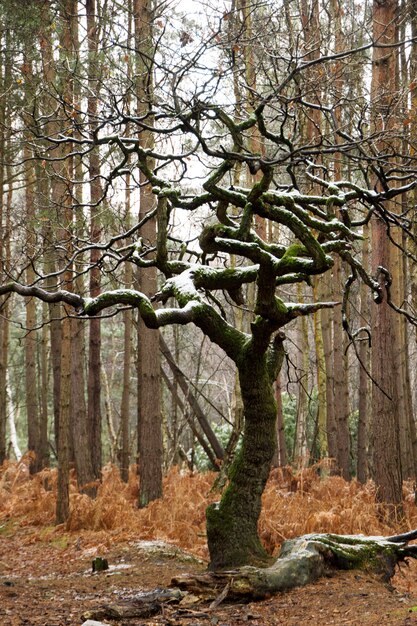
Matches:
[[56, 0, 76, 523], [38, 1, 63, 459], [39, 305, 50, 468], [357, 227, 370, 484], [86, 0, 103, 479], [24, 135, 41, 474], [119, 0, 133, 482], [134, 0, 163, 506], [0, 47, 9, 464], [71, 317, 96, 494], [273, 375, 287, 467], [333, 258, 350, 480], [294, 285, 309, 466], [312, 278, 328, 460], [370, 0, 403, 512], [56, 311, 71, 523]]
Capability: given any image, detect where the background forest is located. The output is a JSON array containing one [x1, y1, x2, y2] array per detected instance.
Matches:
[[1, 0, 417, 539]]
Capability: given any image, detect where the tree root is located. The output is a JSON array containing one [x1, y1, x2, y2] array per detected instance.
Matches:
[[172, 532, 417, 601]]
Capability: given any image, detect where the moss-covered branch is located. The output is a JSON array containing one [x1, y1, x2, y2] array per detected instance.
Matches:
[[0, 282, 83, 309]]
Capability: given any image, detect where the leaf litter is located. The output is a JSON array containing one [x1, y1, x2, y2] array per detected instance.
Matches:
[[1, 457, 417, 624]]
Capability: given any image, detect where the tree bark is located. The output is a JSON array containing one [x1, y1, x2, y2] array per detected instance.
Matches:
[[24, 122, 41, 474], [272, 374, 287, 467], [71, 317, 96, 494], [293, 285, 309, 466], [370, 0, 403, 512], [357, 227, 370, 484], [0, 44, 10, 464], [134, 0, 163, 506], [56, 0, 76, 523], [86, 0, 103, 479], [206, 338, 285, 570]]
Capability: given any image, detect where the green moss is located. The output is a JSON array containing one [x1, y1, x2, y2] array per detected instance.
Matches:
[[309, 534, 402, 579]]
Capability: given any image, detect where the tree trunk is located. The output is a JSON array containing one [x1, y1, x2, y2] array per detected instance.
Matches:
[[71, 318, 96, 494], [119, 0, 133, 482], [56, 309, 71, 523], [333, 257, 350, 480], [56, 0, 76, 523], [312, 278, 328, 460], [134, 0, 163, 507], [293, 285, 309, 466], [38, 0, 63, 458], [370, 0, 403, 512], [272, 374, 287, 467], [86, 0, 103, 480], [39, 304, 50, 468], [357, 227, 370, 484], [24, 130, 41, 474], [206, 340, 285, 570], [120, 302, 132, 481], [321, 294, 337, 462], [0, 47, 10, 464]]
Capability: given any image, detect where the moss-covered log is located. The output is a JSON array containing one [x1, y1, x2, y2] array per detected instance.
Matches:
[[172, 531, 417, 601]]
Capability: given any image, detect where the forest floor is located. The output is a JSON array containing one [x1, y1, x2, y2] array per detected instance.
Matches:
[[2, 525, 417, 625], [3, 460, 417, 624]]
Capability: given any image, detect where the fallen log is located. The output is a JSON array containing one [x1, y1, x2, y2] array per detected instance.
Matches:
[[172, 531, 417, 601]]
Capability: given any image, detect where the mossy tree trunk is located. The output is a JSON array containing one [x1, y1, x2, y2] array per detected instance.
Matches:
[[206, 337, 285, 570]]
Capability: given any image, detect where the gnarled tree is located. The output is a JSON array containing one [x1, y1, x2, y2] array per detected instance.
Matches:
[[1, 1, 416, 570]]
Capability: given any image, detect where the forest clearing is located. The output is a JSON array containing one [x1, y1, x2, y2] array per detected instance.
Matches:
[[2, 459, 417, 625]]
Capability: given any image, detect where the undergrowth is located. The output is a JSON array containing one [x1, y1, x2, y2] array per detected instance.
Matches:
[[1, 456, 416, 560]]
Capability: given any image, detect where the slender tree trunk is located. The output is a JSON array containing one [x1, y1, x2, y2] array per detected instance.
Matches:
[[370, 0, 403, 511], [69, 11, 96, 494], [0, 304, 7, 463], [313, 279, 328, 460], [357, 226, 370, 484], [86, 0, 103, 479], [57, 309, 71, 523], [395, 6, 415, 480], [39, 304, 50, 468], [408, 0, 417, 480], [329, 0, 350, 480], [6, 373, 21, 461], [24, 129, 41, 474], [56, 0, 76, 523], [333, 258, 350, 479], [0, 41, 10, 464], [120, 2, 133, 481], [320, 292, 337, 462], [134, 0, 163, 506], [120, 287, 133, 481], [294, 285, 309, 466], [38, 2, 62, 456], [272, 374, 287, 467], [71, 317, 95, 493]]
